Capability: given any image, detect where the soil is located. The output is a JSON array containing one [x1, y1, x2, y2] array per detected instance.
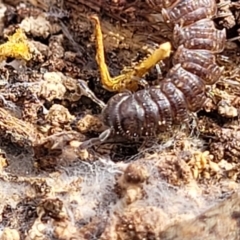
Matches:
[[0, 0, 239, 239]]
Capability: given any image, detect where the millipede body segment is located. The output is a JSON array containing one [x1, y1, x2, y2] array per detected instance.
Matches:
[[80, 0, 226, 149]]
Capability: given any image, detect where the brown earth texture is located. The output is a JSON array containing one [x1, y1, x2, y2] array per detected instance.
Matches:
[[0, 0, 239, 239]]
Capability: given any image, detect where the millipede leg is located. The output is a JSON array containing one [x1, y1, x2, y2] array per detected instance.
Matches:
[[217, 1, 231, 8], [189, 113, 200, 138], [77, 79, 106, 108], [89, 15, 171, 92], [78, 128, 113, 149]]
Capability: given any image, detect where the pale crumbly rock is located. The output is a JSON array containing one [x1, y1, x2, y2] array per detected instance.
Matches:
[[40, 72, 96, 104], [53, 220, 80, 240], [27, 198, 80, 240], [159, 193, 240, 239], [40, 72, 66, 101], [19, 14, 52, 39], [33, 131, 91, 168], [45, 104, 75, 129], [100, 206, 169, 240], [27, 40, 45, 62], [62, 77, 83, 102], [0, 150, 7, 171], [0, 3, 6, 38], [0, 228, 20, 240], [217, 99, 238, 118], [187, 151, 220, 180], [117, 162, 149, 204], [0, 106, 40, 145], [155, 153, 194, 185], [30, 40, 49, 57], [48, 34, 65, 60], [26, 218, 51, 240], [77, 114, 106, 134]]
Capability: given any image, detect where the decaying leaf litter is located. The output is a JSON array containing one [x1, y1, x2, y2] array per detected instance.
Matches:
[[0, 0, 239, 239]]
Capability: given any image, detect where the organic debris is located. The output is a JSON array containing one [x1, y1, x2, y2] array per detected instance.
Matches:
[[0, 29, 32, 61]]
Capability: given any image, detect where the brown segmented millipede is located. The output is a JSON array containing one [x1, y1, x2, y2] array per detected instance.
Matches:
[[79, 0, 226, 149]]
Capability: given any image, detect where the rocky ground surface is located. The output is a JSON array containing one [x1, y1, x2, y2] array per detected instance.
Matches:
[[0, 0, 239, 239]]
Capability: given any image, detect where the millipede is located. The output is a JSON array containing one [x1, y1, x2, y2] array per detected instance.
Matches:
[[79, 0, 226, 149]]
